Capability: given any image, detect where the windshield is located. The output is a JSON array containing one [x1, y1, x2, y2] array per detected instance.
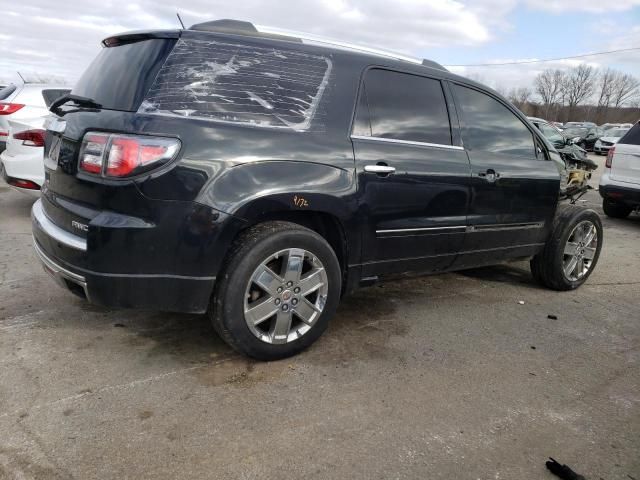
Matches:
[[606, 128, 628, 137], [73, 38, 176, 111], [538, 123, 564, 143], [564, 127, 588, 136]]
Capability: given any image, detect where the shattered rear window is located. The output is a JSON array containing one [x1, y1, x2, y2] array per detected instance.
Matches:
[[140, 38, 332, 131]]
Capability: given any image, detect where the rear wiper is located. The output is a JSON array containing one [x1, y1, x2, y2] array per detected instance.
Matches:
[[49, 94, 102, 116]]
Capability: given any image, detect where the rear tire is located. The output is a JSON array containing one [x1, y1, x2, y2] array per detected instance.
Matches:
[[602, 199, 632, 219], [209, 221, 341, 360], [530, 206, 602, 291]]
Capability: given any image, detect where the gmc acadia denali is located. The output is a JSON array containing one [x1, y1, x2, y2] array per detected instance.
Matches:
[[32, 20, 603, 360]]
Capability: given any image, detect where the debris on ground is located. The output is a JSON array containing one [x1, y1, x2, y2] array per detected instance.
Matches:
[[545, 457, 586, 480]]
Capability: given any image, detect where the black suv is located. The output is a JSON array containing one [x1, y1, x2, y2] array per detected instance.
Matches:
[[32, 20, 603, 360]]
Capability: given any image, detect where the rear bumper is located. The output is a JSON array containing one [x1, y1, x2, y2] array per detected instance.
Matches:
[[0, 149, 44, 186], [599, 173, 640, 207], [0, 150, 42, 196], [31, 198, 217, 313]]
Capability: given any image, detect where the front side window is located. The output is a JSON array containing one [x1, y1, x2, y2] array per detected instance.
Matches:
[[453, 84, 535, 157], [354, 69, 452, 145]]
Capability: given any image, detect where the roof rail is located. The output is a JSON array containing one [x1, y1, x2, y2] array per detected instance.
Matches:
[[189, 19, 447, 70], [256, 24, 424, 65]]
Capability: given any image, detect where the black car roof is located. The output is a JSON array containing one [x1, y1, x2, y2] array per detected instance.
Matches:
[[102, 19, 502, 98]]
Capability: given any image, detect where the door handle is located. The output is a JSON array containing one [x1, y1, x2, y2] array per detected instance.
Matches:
[[478, 169, 500, 182], [364, 164, 396, 175]]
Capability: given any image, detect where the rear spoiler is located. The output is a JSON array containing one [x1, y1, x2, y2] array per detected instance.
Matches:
[[102, 30, 181, 47]]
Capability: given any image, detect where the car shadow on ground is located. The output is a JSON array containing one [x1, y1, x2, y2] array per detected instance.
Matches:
[[458, 262, 545, 289]]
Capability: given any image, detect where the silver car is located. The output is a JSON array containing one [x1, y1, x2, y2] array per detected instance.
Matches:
[[594, 127, 630, 155]]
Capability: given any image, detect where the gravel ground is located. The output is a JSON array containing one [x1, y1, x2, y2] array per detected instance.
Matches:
[[0, 154, 638, 480]]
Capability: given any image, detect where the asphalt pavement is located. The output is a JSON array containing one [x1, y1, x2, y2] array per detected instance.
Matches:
[[0, 154, 638, 479]]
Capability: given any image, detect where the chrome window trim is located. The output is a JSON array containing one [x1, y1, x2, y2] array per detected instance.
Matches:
[[351, 135, 464, 151], [31, 199, 87, 251]]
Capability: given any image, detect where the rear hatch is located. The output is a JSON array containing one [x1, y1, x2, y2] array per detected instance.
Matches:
[[610, 123, 640, 186], [42, 33, 178, 236]]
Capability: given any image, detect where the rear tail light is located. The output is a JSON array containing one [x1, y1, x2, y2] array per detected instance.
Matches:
[[13, 129, 46, 147], [605, 147, 615, 168], [78, 132, 180, 177], [7, 178, 40, 190], [0, 103, 25, 115]]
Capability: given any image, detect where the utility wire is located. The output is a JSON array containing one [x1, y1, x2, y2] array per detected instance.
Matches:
[[446, 46, 640, 67]]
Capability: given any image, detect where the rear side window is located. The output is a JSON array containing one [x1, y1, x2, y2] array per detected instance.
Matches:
[[0, 84, 17, 100], [453, 84, 535, 157], [141, 37, 332, 131], [73, 38, 176, 111], [354, 69, 452, 145], [41, 89, 71, 108], [619, 123, 640, 145]]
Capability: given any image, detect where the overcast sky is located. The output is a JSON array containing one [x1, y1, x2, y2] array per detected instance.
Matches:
[[1, 0, 639, 95]]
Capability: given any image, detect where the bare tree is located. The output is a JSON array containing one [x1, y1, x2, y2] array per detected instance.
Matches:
[[508, 86, 533, 112], [595, 68, 617, 123], [563, 64, 596, 120], [611, 73, 640, 108], [534, 69, 564, 119]]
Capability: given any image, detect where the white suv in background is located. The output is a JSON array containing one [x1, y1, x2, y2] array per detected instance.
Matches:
[[599, 121, 640, 219], [0, 83, 70, 193]]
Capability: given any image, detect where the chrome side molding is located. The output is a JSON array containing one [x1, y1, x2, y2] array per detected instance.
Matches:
[[351, 135, 464, 151]]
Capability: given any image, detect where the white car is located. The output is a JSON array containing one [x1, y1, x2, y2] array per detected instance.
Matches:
[[599, 121, 640, 218], [0, 83, 70, 193], [593, 127, 630, 155]]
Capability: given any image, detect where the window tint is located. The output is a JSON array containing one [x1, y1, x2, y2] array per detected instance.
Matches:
[[74, 38, 176, 111], [619, 123, 640, 145], [0, 84, 17, 101], [453, 84, 534, 157], [355, 69, 452, 145], [41, 89, 71, 108], [352, 84, 371, 137]]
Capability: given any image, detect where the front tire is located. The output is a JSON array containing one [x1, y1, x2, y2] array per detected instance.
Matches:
[[210, 221, 341, 360], [602, 199, 632, 219], [530, 206, 602, 291]]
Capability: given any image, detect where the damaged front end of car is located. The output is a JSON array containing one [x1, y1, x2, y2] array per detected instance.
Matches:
[[550, 143, 598, 201]]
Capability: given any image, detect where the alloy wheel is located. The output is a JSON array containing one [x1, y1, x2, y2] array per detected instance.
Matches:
[[562, 220, 598, 281], [243, 248, 328, 344]]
